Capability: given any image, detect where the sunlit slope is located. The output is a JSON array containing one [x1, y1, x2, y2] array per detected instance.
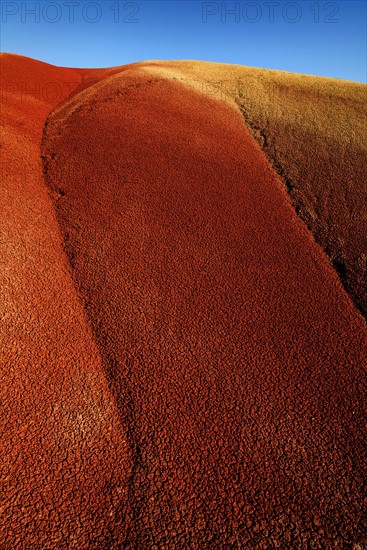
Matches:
[[0, 53, 132, 549], [2, 53, 367, 548], [144, 60, 367, 319], [42, 65, 367, 547]]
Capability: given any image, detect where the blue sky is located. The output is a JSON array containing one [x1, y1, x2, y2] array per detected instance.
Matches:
[[1, 1, 366, 82]]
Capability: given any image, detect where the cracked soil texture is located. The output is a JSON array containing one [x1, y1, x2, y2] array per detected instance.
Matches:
[[1, 54, 367, 548]]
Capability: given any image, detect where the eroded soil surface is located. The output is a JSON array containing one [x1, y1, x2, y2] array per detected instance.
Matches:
[[1, 54, 367, 548]]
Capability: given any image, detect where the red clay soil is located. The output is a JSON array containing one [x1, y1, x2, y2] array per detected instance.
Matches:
[[0, 54, 132, 549], [1, 55, 367, 548]]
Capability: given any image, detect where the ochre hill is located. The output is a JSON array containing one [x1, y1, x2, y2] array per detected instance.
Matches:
[[144, 61, 367, 319], [43, 58, 367, 318], [1, 54, 367, 548]]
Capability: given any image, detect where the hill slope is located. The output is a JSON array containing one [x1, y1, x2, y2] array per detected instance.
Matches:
[[1, 54, 367, 548], [144, 60, 367, 319], [0, 53, 132, 549]]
